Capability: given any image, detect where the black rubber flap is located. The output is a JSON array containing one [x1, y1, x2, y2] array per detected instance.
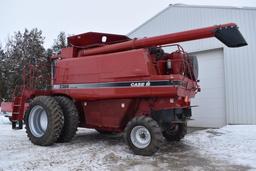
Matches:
[[215, 26, 247, 47]]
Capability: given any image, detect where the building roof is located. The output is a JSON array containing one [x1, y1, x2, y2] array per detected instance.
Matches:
[[128, 4, 256, 36], [170, 4, 256, 11]]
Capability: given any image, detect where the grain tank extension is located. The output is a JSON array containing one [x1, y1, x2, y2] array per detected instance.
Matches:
[[1, 23, 247, 155]]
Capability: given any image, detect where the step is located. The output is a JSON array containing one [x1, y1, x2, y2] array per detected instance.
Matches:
[[13, 105, 21, 107], [14, 99, 24, 104]]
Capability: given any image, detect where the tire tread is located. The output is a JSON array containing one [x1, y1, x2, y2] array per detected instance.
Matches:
[[54, 96, 79, 143], [124, 116, 163, 156]]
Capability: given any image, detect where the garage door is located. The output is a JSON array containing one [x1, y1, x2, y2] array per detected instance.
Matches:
[[188, 49, 226, 128]]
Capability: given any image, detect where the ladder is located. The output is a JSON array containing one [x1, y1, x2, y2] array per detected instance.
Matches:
[[10, 64, 50, 129], [11, 86, 26, 129], [11, 65, 35, 129]]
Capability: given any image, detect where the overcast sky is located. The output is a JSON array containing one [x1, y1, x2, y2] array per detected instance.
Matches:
[[1, 0, 256, 48]]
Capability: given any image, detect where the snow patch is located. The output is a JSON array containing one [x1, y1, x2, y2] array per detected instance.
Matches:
[[0, 122, 255, 170], [0, 115, 10, 124], [184, 125, 256, 168]]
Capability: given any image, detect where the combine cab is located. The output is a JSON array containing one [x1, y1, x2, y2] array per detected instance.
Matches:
[[1, 23, 247, 155]]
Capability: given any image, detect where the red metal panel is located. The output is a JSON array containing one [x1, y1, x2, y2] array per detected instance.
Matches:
[[61, 47, 77, 59], [54, 49, 152, 84], [84, 99, 132, 129], [82, 97, 191, 131], [68, 32, 130, 47], [52, 85, 195, 101]]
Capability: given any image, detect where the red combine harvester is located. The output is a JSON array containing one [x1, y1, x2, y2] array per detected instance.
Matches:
[[1, 23, 247, 155]]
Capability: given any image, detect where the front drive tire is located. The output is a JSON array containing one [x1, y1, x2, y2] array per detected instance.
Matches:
[[24, 96, 64, 146], [124, 116, 163, 156], [54, 96, 79, 142]]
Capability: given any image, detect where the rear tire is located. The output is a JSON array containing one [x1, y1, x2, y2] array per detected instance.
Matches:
[[54, 96, 79, 143], [124, 116, 163, 156], [24, 96, 64, 146], [162, 123, 187, 141]]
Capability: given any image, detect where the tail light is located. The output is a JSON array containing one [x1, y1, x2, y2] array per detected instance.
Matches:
[[184, 96, 190, 103]]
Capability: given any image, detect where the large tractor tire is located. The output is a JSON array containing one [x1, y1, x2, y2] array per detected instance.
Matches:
[[54, 96, 79, 142], [162, 123, 187, 141], [24, 96, 64, 146], [124, 116, 163, 156]]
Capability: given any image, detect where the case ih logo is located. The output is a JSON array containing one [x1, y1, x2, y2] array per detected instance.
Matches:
[[130, 81, 151, 87]]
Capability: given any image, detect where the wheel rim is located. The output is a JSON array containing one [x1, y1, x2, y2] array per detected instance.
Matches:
[[28, 105, 48, 137], [130, 126, 151, 149]]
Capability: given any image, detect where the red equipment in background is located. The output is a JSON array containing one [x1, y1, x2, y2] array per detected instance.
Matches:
[[0, 23, 247, 155]]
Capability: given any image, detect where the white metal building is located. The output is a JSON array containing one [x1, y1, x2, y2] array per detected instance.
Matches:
[[129, 4, 256, 127]]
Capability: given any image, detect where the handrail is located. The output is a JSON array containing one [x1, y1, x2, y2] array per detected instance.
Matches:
[[12, 64, 51, 99]]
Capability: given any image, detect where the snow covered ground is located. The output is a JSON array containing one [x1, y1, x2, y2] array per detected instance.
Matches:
[[0, 112, 9, 124], [0, 114, 255, 171]]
